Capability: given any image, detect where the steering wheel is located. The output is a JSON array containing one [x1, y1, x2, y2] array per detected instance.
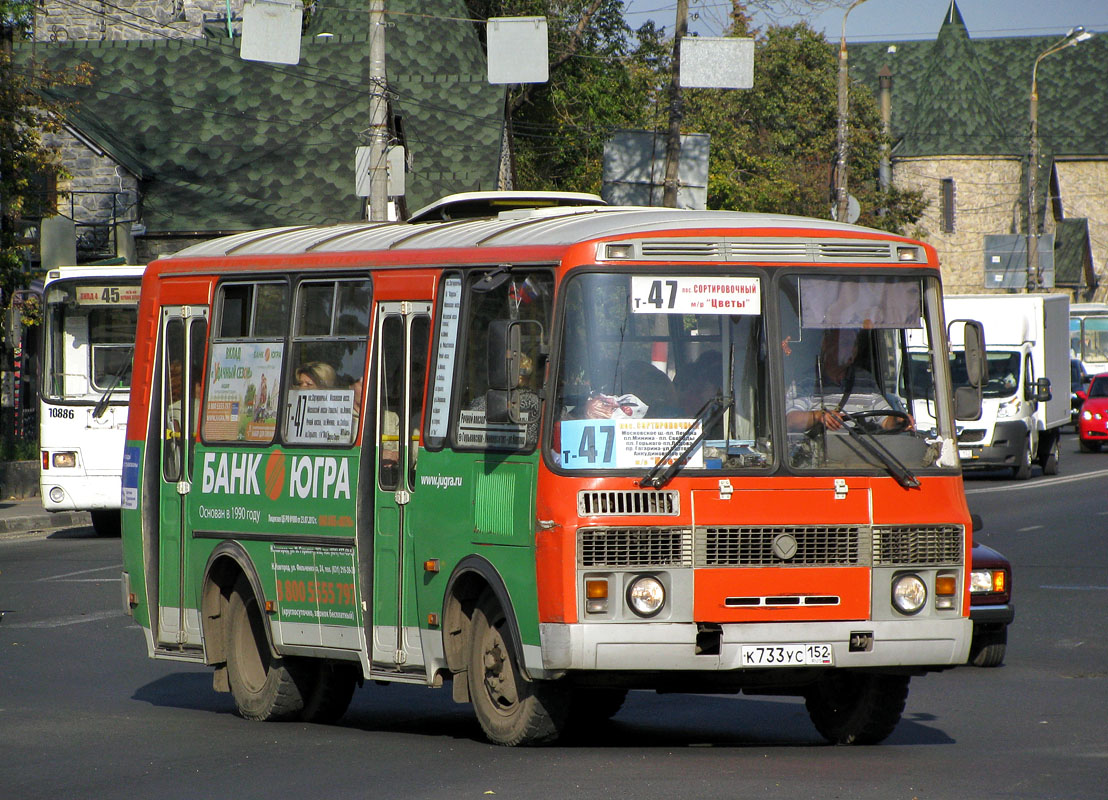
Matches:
[[841, 409, 912, 435]]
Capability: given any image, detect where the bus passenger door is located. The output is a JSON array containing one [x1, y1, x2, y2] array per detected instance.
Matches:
[[370, 301, 431, 670], [156, 305, 208, 647]]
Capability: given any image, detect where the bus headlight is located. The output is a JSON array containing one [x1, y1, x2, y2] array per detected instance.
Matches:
[[626, 576, 665, 617], [891, 574, 927, 615], [52, 451, 78, 468]]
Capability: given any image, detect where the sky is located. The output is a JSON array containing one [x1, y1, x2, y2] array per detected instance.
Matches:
[[622, 0, 1107, 42]]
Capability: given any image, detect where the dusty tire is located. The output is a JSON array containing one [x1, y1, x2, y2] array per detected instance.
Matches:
[[467, 592, 567, 746], [969, 628, 1008, 668], [1013, 438, 1033, 480], [1039, 433, 1060, 475], [301, 661, 359, 724], [226, 578, 308, 721], [804, 673, 910, 745], [90, 510, 120, 537]]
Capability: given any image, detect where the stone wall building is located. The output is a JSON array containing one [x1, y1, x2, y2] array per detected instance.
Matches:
[[854, 1, 1108, 301]]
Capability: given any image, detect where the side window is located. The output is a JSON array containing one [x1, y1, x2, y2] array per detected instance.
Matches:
[[283, 278, 371, 446], [163, 318, 186, 482], [453, 269, 553, 451], [378, 315, 404, 490], [203, 281, 288, 443]]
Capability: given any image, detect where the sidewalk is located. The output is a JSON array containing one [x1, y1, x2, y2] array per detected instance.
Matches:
[[0, 497, 92, 539]]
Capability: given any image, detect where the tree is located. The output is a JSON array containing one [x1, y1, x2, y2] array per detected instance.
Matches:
[[467, 3, 924, 233], [1, 1, 88, 305], [682, 21, 925, 233]]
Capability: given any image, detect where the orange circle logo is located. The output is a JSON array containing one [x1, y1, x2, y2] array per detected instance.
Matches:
[[264, 450, 286, 501]]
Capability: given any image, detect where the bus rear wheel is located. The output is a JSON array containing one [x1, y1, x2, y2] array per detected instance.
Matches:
[[467, 592, 567, 746], [804, 672, 910, 745], [226, 578, 308, 721]]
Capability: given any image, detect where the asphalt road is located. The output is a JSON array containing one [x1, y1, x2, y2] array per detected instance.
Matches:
[[2, 431, 1105, 800]]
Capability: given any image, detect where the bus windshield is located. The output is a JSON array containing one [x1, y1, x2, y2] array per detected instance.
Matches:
[[551, 272, 772, 473], [43, 279, 141, 401], [550, 271, 954, 478]]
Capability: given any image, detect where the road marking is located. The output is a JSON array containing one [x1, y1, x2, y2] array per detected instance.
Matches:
[[963, 467, 1108, 495], [36, 564, 120, 582], [3, 610, 121, 629], [1018, 525, 1043, 532], [1040, 585, 1108, 591]]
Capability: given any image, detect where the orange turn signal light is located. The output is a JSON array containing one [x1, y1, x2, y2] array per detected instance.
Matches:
[[585, 579, 609, 600], [935, 575, 957, 596]]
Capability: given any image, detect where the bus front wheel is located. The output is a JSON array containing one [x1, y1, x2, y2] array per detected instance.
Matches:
[[226, 577, 308, 722], [467, 592, 567, 746], [804, 672, 910, 745]]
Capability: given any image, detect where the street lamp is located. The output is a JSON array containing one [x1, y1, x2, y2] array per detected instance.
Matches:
[[1027, 26, 1094, 291], [835, 0, 868, 224]]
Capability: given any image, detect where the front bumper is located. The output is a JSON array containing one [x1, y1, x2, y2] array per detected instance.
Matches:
[[959, 420, 1027, 468], [970, 602, 1014, 627], [538, 617, 972, 674]]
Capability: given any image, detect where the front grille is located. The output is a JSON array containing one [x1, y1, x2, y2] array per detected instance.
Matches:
[[697, 526, 865, 567], [579, 528, 692, 568], [872, 525, 964, 566], [577, 524, 964, 569], [958, 428, 987, 443], [578, 490, 679, 516]]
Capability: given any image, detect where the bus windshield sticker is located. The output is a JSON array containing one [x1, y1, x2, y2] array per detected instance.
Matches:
[[558, 418, 704, 470], [204, 342, 284, 442], [630, 276, 760, 315], [285, 388, 355, 445], [428, 277, 462, 440], [457, 408, 527, 449], [121, 444, 140, 509]]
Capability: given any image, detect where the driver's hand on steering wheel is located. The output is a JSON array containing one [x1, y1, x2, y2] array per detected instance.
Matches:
[[813, 408, 845, 431]]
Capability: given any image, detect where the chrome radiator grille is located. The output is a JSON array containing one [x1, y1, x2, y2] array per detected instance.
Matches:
[[873, 525, 964, 566], [698, 526, 865, 567], [578, 528, 692, 568], [577, 525, 965, 568]]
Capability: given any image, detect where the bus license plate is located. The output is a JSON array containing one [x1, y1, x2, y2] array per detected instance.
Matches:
[[741, 644, 834, 666], [959, 448, 972, 459]]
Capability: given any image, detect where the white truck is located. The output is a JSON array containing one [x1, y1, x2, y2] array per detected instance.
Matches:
[[909, 294, 1070, 480]]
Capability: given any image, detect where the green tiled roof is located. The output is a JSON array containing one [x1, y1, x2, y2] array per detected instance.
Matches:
[[851, 1, 1108, 159], [15, 0, 504, 233]]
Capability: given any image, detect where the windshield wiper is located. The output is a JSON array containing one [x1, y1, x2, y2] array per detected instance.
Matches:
[[92, 357, 132, 419], [838, 415, 920, 489], [639, 395, 733, 489]]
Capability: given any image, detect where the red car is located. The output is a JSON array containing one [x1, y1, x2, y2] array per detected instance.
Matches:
[[1077, 374, 1108, 452], [969, 542, 1013, 667]]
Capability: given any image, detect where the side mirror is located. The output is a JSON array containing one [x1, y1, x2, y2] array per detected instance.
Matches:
[[1035, 376, 1052, 403], [970, 513, 983, 533], [486, 319, 544, 427], [487, 320, 521, 392], [1077, 389, 1088, 402], [953, 319, 986, 421]]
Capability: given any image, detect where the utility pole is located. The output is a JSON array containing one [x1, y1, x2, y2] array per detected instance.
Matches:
[[834, 0, 867, 223], [368, 0, 388, 221], [661, 0, 689, 208]]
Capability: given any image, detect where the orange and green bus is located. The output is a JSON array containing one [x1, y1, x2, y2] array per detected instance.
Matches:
[[121, 195, 984, 745]]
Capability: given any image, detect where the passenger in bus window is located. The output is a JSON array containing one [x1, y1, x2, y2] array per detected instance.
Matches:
[[294, 361, 337, 389], [786, 328, 912, 433]]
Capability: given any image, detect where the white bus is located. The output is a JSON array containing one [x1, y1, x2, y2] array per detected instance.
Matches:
[[1070, 302, 1108, 376], [39, 264, 144, 536]]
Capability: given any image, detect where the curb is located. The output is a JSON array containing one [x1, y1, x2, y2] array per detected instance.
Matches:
[[0, 510, 93, 538]]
